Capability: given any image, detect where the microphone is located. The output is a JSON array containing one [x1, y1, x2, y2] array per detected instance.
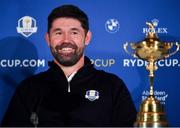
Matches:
[[30, 96, 43, 127], [30, 112, 38, 127]]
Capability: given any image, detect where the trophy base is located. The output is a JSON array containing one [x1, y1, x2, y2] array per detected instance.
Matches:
[[134, 95, 168, 127], [134, 121, 168, 127]]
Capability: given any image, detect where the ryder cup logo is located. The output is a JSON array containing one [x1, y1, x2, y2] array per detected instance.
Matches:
[[85, 90, 99, 101], [105, 19, 120, 33], [17, 16, 37, 37]]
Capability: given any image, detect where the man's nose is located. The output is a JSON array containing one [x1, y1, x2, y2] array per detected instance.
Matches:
[[62, 33, 71, 42]]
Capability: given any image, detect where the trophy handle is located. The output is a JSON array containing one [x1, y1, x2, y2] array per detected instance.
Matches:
[[123, 42, 138, 58], [165, 42, 180, 58]]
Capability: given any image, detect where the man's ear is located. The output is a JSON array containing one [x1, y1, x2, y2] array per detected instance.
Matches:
[[85, 31, 92, 45], [45, 33, 50, 46]]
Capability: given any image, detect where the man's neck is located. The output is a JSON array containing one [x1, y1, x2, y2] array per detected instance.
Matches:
[[54, 56, 85, 78]]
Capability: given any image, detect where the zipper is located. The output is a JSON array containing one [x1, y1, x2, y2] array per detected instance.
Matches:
[[68, 82, 71, 93]]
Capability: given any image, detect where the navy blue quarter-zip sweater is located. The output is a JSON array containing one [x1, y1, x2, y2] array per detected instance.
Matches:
[[1, 56, 137, 127]]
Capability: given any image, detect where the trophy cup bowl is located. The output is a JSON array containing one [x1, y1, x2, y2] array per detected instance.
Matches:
[[131, 40, 173, 61], [124, 22, 180, 127]]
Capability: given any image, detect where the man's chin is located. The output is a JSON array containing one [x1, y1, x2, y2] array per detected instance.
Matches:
[[57, 56, 78, 66], [61, 56, 74, 61], [59, 60, 77, 67]]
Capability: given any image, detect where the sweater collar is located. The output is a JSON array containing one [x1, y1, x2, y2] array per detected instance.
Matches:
[[47, 56, 94, 78]]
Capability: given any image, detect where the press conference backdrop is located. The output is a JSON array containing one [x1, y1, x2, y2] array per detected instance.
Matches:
[[0, 0, 180, 126]]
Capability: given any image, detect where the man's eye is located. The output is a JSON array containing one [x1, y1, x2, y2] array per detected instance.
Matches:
[[72, 31, 78, 34], [55, 32, 62, 35]]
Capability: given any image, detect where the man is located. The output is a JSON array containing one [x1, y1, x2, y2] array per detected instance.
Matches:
[[1, 5, 137, 127]]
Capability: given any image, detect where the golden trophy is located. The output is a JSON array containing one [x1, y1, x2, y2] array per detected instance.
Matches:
[[124, 22, 180, 127]]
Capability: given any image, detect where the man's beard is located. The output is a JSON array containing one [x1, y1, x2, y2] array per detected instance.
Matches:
[[50, 42, 84, 66]]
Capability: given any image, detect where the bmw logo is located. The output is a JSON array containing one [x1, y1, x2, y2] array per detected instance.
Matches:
[[105, 19, 120, 33]]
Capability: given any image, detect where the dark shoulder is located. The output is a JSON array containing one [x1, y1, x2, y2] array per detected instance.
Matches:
[[94, 69, 131, 100], [94, 69, 126, 88], [26, 70, 50, 81], [16, 70, 50, 94]]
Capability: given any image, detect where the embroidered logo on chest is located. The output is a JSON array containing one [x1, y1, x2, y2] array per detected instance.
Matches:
[[85, 90, 99, 101]]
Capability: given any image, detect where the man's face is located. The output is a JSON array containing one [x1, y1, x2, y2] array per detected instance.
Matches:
[[46, 18, 91, 66]]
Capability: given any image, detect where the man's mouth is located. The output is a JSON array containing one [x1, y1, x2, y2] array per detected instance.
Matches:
[[59, 47, 75, 54], [55, 43, 77, 55]]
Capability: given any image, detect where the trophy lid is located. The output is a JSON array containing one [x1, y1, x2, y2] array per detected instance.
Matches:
[[131, 22, 173, 62]]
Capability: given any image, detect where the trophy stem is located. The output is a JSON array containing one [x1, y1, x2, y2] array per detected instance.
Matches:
[[146, 60, 157, 96], [149, 76, 154, 96]]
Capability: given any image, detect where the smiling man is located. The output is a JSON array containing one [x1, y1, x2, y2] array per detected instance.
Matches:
[[47, 16, 91, 77], [1, 5, 137, 127]]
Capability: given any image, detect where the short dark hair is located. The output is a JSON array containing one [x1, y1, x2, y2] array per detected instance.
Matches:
[[47, 5, 89, 34]]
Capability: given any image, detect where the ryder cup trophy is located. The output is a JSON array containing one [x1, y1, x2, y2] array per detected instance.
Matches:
[[124, 22, 180, 127]]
